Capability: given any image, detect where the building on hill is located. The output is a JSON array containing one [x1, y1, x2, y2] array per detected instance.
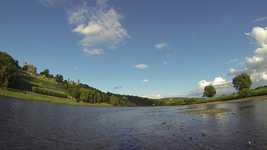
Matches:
[[22, 63, 37, 75]]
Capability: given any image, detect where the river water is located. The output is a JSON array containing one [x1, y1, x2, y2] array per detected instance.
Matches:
[[1, 96, 267, 150]]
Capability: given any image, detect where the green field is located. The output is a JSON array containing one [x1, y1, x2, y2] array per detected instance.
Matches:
[[0, 88, 111, 106]]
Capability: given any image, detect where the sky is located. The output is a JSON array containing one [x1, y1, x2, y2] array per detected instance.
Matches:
[[1, 0, 267, 98]]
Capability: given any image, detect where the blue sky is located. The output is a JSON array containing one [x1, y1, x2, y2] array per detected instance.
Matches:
[[1, 0, 267, 98]]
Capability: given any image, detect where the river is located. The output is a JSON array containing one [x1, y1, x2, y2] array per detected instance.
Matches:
[[1, 96, 267, 150]]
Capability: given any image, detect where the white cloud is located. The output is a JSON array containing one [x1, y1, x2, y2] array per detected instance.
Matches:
[[83, 48, 104, 56], [194, 26, 267, 97], [228, 27, 267, 85], [73, 23, 103, 36], [144, 94, 161, 99], [253, 16, 267, 23], [255, 45, 267, 55], [249, 26, 267, 47], [229, 68, 237, 75], [246, 56, 264, 66], [143, 79, 149, 83], [262, 72, 267, 80], [134, 64, 148, 70], [198, 77, 229, 89], [195, 77, 234, 97], [245, 27, 267, 79], [68, 2, 129, 55], [155, 42, 168, 49], [228, 68, 244, 76]]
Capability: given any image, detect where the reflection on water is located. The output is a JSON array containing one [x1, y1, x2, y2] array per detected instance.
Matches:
[[1, 96, 267, 150]]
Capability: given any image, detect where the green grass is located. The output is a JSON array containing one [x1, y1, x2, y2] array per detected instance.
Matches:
[[0, 88, 111, 107], [30, 75, 68, 94]]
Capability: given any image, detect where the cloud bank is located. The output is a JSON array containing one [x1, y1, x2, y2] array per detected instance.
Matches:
[[194, 26, 267, 97]]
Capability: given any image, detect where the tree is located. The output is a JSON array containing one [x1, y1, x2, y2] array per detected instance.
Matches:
[[55, 74, 63, 83], [40, 69, 50, 77], [0, 51, 19, 88], [203, 85, 216, 97], [232, 73, 252, 91]]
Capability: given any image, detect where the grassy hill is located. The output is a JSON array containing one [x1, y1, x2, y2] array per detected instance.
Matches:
[[0, 51, 157, 106]]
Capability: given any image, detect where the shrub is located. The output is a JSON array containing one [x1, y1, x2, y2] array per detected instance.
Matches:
[[238, 88, 250, 98], [32, 87, 67, 98]]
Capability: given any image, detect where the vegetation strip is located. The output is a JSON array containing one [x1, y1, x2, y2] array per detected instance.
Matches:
[[1, 51, 267, 106]]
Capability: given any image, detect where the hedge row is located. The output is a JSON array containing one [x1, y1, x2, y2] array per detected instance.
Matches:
[[32, 87, 68, 98]]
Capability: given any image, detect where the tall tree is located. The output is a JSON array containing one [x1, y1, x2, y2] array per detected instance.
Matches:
[[232, 73, 252, 91], [203, 85, 216, 97], [0, 51, 19, 88]]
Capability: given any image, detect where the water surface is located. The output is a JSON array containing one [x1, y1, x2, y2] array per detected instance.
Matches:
[[1, 96, 267, 150]]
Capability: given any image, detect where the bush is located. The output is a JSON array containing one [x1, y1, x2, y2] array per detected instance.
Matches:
[[238, 88, 250, 98], [32, 87, 67, 98], [250, 87, 267, 97]]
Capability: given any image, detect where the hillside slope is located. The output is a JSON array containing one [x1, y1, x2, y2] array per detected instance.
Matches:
[[0, 51, 156, 106]]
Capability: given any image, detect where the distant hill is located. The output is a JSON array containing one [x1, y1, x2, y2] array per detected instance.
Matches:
[[0, 51, 156, 106]]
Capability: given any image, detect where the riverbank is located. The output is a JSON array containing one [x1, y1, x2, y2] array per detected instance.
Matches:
[[0, 89, 111, 107], [1, 88, 267, 107]]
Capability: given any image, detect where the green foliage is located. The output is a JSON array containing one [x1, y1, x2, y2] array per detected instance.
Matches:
[[0, 88, 111, 106], [55, 74, 64, 83], [232, 73, 252, 91], [0, 51, 162, 106], [0, 51, 19, 88], [68, 87, 81, 99], [203, 85, 216, 97], [109, 95, 121, 106], [32, 87, 68, 98], [9, 72, 33, 91], [238, 88, 250, 98], [40, 69, 51, 78], [79, 88, 90, 102]]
